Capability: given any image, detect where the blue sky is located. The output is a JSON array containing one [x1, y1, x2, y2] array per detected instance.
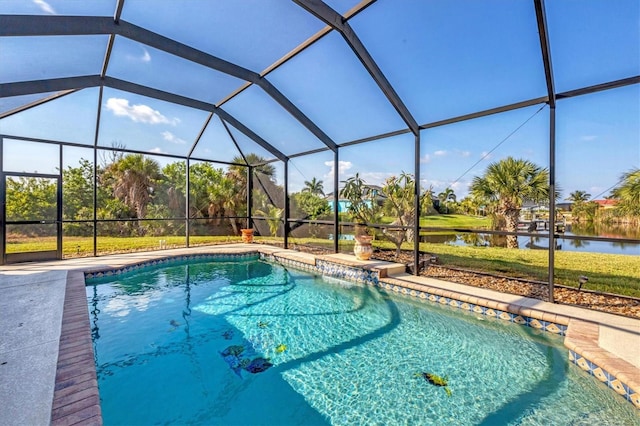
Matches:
[[1, 0, 638, 201]]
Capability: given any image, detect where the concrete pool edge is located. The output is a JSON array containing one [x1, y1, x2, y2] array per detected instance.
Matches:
[[50, 271, 101, 425]]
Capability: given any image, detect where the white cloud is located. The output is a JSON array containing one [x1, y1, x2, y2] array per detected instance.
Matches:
[[460, 150, 471, 157], [421, 150, 446, 163], [105, 98, 179, 125], [480, 151, 493, 161], [149, 147, 165, 154], [580, 135, 597, 142], [359, 172, 394, 187], [162, 131, 186, 145], [126, 48, 152, 63], [141, 48, 151, 62], [450, 181, 465, 191], [324, 160, 352, 179], [33, 0, 56, 14]]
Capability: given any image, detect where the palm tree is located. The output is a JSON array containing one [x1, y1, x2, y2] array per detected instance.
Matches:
[[437, 187, 457, 213], [566, 190, 591, 203], [106, 154, 161, 218], [230, 153, 281, 215], [209, 173, 246, 234], [230, 153, 276, 180], [254, 205, 284, 237], [611, 167, 640, 217], [469, 157, 549, 248], [302, 177, 324, 196]]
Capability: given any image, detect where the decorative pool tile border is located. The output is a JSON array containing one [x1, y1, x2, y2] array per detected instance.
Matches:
[[260, 253, 322, 275], [375, 280, 569, 335], [316, 260, 379, 285], [569, 351, 639, 408], [84, 252, 259, 279]]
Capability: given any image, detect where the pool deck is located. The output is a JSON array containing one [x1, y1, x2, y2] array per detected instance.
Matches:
[[0, 244, 638, 425]]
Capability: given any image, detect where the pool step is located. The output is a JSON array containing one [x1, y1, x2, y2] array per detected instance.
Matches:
[[319, 253, 406, 278]]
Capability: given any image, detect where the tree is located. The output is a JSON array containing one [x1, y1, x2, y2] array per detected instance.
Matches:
[[566, 190, 591, 203], [230, 153, 276, 179], [295, 192, 330, 219], [229, 154, 279, 234], [302, 177, 324, 196], [339, 173, 380, 227], [215, 175, 244, 235], [188, 162, 225, 219], [6, 176, 56, 222], [159, 161, 187, 218], [102, 154, 161, 219], [254, 205, 283, 237], [458, 196, 481, 216], [381, 172, 416, 258], [420, 185, 438, 215], [469, 157, 549, 249], [437, 187, 457, 213], [293, 191, 331, 237], [611, 168, 640, 218], [63, 159, 94, 221], [571, 201, 598, 223]]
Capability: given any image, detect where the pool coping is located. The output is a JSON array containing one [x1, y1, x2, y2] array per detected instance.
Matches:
[[50, 271, 101, 425], [2, 243, 637, 424]]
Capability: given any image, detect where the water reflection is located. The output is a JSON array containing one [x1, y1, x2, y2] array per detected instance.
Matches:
[[420, 229, 639, 255], [568, 222, 640, 240]]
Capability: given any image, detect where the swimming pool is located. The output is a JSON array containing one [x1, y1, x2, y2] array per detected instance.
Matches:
[[87, 256, 638, 425]]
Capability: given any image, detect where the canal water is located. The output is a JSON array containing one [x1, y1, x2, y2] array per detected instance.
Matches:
[[421, 223, 640, 256]]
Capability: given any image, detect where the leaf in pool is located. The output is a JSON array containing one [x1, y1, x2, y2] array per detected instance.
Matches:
[[222, 329, 234, 340], [257, 321, 269, 328], [168, 319, 181, 332], [244, 357, 273, 374], [275, 344, 287, 353], [221, 345, 245, 357], [418, 372, 452, 396]]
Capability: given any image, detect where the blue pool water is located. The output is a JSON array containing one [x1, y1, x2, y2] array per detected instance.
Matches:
[[87, 258, 638, 425]]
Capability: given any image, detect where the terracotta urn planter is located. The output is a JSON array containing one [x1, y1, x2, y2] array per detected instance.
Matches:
[[241, 228, 254, 243], [353, 235, 373, 260]]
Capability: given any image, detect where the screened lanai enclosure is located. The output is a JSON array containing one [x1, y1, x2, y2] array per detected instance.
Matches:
[[1, 1, 638, 301]]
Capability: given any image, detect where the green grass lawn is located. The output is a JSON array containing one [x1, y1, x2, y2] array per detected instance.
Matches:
[[290, 236, 640, 298], [379, 214, 490, 229], [419, 214, 491, 229], [6, 235, 241, 257]]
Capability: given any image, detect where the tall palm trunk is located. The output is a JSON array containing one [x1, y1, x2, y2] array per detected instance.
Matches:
[[503, 207, 520, 249]]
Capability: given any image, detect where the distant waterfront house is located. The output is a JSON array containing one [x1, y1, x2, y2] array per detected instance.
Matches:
[[556, 202, 573, 211], [326, 186, 387, 213], [593, 199, 618, 210]]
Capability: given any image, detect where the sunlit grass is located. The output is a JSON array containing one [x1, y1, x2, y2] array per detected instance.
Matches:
[[378, 214, 491, 229], [290, 236, 640, 298], [419, 214, 491, 229], [6, 235, 241, 256]]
